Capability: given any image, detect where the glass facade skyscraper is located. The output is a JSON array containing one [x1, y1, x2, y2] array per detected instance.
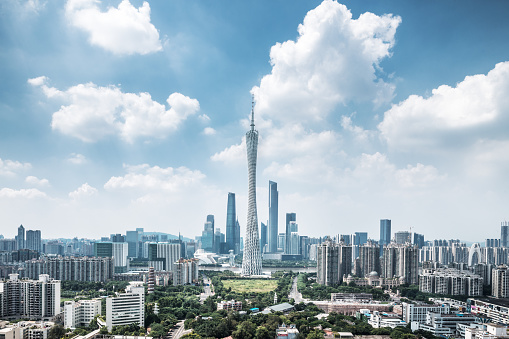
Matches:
[[285, 213, 296, 254], [380, 219, 391, 255], [226, 193, 236, 253], [268, 181, 278, 253], [501, 222, 509, 248]]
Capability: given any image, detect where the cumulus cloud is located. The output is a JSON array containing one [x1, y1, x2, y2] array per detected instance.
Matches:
[[211, 137, 246, 163], [29, 77, 200, 142], [69, 183, 98, 199], [379, 61, 509, 151], [65, 0, 162, 55], [0, 188, 46, 199], [25, 176, 49, 186], [252, 0, 400, 123], [104, 164, 205, 192], [203, 127, 216, 135], [68, 153, 87, 165], [0, 158, 31, 176]]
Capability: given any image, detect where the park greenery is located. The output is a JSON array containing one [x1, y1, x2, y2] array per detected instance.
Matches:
[[298, 273, 391, 301], [56, 271, 451, 339]]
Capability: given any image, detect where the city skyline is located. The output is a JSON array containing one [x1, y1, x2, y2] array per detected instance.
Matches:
[[1, 1, 509, 240]]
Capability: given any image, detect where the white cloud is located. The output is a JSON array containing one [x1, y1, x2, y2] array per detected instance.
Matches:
[[29, 77, 200, 142], [0, 188, 46, 199], [252, 0, 400, 123], [198, 114, 211, 123], [211, 137, 246, 163], [203, 127, 216, 135], [69, 183, 98, 199], [65, 0, 162, 55], [25, 176, 49, 186], [379, 61, 509, 151], [104, 164, 205, 192], [68, 153, 87, 165], [0, 158, 31, 176]]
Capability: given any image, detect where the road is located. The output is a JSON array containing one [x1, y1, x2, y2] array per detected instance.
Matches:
[[200, 276, 215, 303], [289, 275, 305, 303], [171, 321, 192, 339]]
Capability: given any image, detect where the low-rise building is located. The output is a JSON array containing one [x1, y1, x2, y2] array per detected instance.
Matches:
[[466, 323, 509, 339], [331, 293, 373, 302], [402, 302, 450, 324], [276, 324, 299, 339], [64, 298, 102, 329], [0, 321, 54, 339], [368, 311, 406, 329], [468, 298, 509, 325], [217, 300, 242, 312]]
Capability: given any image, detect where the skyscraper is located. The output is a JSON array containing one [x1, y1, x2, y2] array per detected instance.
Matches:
[[207, 214, 215, 250], [241, 101, 262, 276], [285, 213, 296, 254], [226, 193, 236, 253], [235, 218, 241, 254], [26, 230, 41, 252], [380, 219, 391, 255], [501, 222, 509, 247], [17, 224, 25, 250], [260, 222, 267, 253], [268, 181, 278, 253]]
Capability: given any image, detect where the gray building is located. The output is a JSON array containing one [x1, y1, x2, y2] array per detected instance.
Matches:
[[317, 238, 352, 286], [26, 230, 41, 252], [501, 222, 509, 247], [285, 213, 296, 254], [380, 219, 391, 255], [226, 193, 236, 253], [268, 181, 278, 253]]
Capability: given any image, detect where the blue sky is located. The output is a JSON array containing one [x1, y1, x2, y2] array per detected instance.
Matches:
[[1, 0, 509, 241]]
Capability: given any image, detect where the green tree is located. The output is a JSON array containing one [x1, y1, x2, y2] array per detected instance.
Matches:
[[48, 325, 66, 339], [255, 326, 271, 339], [149, 323, 165, 338], [232, 320, 256, 339], [181, 333, 202, 338], [307, 329, 325, 339], [99, 326, 109, 335]]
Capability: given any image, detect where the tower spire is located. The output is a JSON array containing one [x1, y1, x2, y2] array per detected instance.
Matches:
[[250, 94, 255, 130]]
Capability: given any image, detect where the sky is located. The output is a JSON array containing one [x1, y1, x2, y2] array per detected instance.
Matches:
[[1, 0, 509, 242]]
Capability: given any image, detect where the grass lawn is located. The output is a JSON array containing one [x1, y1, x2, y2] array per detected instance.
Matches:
[[222, 279, 278, 293]]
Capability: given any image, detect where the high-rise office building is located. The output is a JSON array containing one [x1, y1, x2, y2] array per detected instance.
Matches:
[[285, 213, 296, 254], [106, 282, 144, 331], [268, 181, 278, 253], [207, 215, 215, 250], [126, 230, 140, 258], [278, 233, 286, 252], [94, 242, 129, 273], [16, 225, 25, 250], [395, 231, 412, 244], [414, 233, 425, 248], [148, 242, 181, 271], [501, 222, 509, 247], [235, 219, 241, 254], [260, 222, 267, 253], [26, 230, 41, 252], [226, 193, 236, 253], [201, 220, 214, 252], [241, 101, 262, 276], [380, 219, 391, 255]]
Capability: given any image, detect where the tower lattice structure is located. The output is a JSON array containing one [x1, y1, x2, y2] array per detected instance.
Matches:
[[242, 100, 262, 275]]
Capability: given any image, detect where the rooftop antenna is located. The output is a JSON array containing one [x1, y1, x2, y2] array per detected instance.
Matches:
[[250, 94, 255, 131]]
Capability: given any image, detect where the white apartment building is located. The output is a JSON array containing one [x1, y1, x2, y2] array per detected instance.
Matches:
[[0, 321, 53, 339], [106, 282, 145, 331], [64, 298, 102, 329], [0, 274, 60, 320], [401, 302, 450, 324]]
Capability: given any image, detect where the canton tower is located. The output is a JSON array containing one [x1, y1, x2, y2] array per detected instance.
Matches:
[[242, 100, 262, 275]]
